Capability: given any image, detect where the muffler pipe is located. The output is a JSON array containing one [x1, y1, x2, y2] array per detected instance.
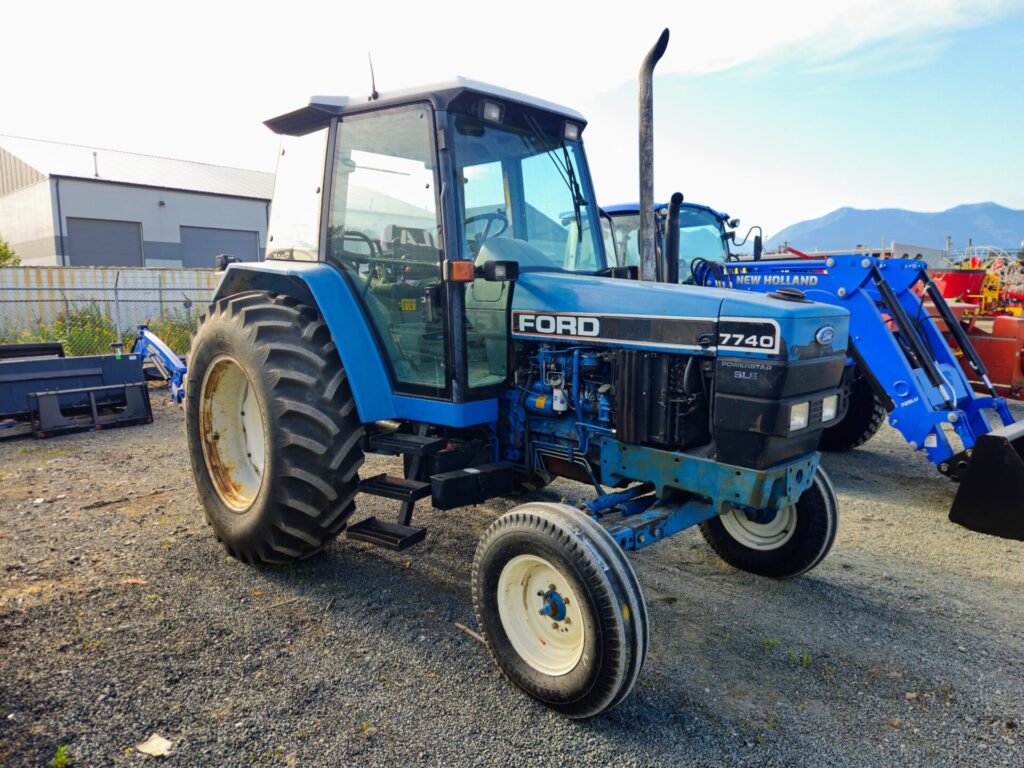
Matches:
[[639, 28, 670, 283], [665, 191, 683, 284]]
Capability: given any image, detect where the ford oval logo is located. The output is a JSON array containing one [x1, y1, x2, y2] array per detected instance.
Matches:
[[815, 326, 836, 345]]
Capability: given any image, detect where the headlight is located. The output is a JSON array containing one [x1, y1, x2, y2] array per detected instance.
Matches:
[[789, 401, 810, 431], [821, 394, 839, 422]]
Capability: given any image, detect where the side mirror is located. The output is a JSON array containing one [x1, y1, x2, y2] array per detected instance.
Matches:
[[753, 235, 763, 261], [215, 253, 241, 271], [477, 260, 519, 282]]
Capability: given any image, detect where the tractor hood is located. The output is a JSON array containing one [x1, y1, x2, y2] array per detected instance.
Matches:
[[510, 272, 849, 362]]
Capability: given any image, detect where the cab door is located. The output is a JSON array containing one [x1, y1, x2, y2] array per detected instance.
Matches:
[[324, 104, 452, 398]]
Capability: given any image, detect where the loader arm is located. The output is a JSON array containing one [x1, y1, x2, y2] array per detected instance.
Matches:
[[724, 255, 1024, 540], [727, 256, 1018, 473], [132, 325, 188, 404]]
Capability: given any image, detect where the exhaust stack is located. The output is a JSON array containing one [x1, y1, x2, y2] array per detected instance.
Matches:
[[639, 28, 670, 283]]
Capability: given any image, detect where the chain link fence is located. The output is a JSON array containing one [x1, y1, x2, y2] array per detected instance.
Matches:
[[0, 268, 218, 357]]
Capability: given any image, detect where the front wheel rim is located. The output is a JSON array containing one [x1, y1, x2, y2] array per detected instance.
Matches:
[[720, 505, 797, 550], [496, 554, 586, 676], [199, 355, 266, 511]]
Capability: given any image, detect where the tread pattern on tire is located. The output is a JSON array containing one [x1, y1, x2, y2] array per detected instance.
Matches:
[[471, 503, 647, 718], [188, 291, 364, 564]]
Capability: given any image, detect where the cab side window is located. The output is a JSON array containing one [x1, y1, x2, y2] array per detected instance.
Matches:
[[326, 105, 447, 395]]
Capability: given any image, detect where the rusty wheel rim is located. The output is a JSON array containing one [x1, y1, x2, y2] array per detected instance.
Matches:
[[199, 355, 266, 511]]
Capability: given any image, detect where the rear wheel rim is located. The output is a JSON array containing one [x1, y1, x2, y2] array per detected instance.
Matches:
[[199, 355, 266, 511], [720, 505, 797, 550], [496, 554, 585, 676]]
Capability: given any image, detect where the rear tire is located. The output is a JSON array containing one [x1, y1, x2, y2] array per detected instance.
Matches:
[[185, 291, 364, 564], [820, 370, 887, 452], [472, 503, 647, 718], [699, 467, 838, 578]]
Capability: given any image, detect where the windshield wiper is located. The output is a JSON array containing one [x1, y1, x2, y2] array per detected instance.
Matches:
[[560, 140, 585, 236], [522, 114, 586, 235]]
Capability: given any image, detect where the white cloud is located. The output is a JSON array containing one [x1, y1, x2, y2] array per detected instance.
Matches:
[[1, 0, 1020, 231]]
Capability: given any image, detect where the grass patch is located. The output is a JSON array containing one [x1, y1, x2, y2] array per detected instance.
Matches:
[[49, 745, 70, 768]]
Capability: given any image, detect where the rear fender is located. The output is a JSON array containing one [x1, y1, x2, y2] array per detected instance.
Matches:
[[212, 261, 496, 427]]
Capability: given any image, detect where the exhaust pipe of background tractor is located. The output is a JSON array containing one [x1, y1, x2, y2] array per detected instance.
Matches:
[[639, 28, 670, 283], [665, 191, 683, 284]]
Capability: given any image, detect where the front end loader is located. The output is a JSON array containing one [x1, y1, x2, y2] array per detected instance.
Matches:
[[184, 31, 851, 717], [603, 202, 1024, 541]]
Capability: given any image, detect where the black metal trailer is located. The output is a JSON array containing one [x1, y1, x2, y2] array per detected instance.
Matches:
[[0, 344, 152, 439]]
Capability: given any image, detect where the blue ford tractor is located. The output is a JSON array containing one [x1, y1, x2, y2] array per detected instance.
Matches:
[[603, 198, 1024, 541], [185, 31, 850, 717]]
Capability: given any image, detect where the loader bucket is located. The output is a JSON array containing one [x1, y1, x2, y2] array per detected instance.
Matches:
[[949, 419, 1024, 540]]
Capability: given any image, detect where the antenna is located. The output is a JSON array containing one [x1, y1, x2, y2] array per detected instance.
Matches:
[[93, 151, 100, 178], [368, 52, 379, 101]]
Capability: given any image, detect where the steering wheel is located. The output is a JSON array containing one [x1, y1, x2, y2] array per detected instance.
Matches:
[[465, 211, 509, 251]]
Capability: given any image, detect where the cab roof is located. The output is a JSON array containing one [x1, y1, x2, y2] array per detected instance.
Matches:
[[265, 78, 587, 136], [602, 201, 731, 222]]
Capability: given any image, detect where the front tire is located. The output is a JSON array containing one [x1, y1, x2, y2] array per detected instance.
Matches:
[[185, 291, 364, 564], [699, 467, 838, 578], [472, 503, 647, 718]]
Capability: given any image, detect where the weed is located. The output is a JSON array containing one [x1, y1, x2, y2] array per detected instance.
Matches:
[[763, 638, 780, 652], [145, 309, 197, 356], [0, 303, 197, 357], [789, 650, 813, 666], [49, 745, 70, 768]]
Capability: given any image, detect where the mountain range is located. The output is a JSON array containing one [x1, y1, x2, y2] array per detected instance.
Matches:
[[767, 203, 1024, 253]]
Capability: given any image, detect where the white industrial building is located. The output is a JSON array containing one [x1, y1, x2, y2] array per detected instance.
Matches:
[[0, 135, 274, 268]]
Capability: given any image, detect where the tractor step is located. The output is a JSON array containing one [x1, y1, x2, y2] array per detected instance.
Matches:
[[358, 473, 432, 503], [345, 517, 426, 551], [368, 432, 448, 456]]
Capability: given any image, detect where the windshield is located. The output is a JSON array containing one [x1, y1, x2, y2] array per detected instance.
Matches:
[[609, 207, 728, 282], [452, 114, 604, 273]]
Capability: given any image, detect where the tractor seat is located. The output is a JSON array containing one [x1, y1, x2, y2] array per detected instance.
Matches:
[[382, 224, 440, 264]]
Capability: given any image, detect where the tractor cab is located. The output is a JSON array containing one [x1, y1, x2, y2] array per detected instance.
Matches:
[[602, 201, 733, 283], [263, 80, 607, 402]]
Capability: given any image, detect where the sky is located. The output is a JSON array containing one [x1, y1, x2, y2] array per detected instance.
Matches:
[[2, 0, 1022, 238]]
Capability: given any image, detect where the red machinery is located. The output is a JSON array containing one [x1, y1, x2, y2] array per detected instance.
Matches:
[[930, 264, 1024, 399]]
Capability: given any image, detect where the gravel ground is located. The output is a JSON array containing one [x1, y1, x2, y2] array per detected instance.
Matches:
[[2, 391, 1022, 767]]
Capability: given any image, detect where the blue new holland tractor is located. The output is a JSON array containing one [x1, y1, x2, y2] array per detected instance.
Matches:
[[603, 197, 1024, 541], [185, 32, 850, 716]]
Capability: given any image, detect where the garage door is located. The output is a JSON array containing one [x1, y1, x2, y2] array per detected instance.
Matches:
[[66, 218, 144, 267], [180, 226, 259, 268]]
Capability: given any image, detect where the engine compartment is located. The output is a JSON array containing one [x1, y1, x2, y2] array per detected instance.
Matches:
[[499, 339, 847, 487]]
